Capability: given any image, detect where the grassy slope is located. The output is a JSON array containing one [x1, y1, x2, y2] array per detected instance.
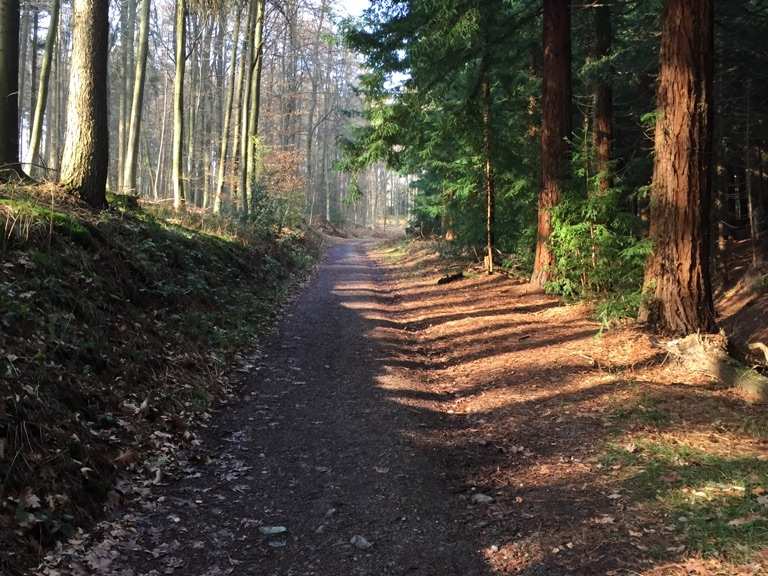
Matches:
[[0, 185, 320, 573]]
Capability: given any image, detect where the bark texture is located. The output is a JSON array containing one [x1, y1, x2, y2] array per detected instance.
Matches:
[[531, 0, 571, 286], [60, 0, 109, 208], [122, 0, 150, 194], [26, 0, 60, 174], [638, 0, 716, 334], [245, 0, 266, 207], [592, 2, 612, 192], [214, 10, 241, 214], [0, 0, 21, 179], [172, 0, 186, 210]]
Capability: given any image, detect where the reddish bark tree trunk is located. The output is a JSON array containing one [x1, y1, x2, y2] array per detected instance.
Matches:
[[531, 0, 571, 287], [592, 2, 612, 192], [638, 0, 716, 334]]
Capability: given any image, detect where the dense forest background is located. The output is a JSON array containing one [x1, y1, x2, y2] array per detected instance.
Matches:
[[4, 0, 412, 226], [342, 0, 768, 332]]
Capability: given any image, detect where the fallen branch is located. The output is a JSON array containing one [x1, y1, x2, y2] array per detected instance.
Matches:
[[436, 272, 465, 285], [665, 334, 768, 402]]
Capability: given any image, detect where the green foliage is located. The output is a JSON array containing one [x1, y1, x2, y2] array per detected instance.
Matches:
[[547, 186, 650, 301]]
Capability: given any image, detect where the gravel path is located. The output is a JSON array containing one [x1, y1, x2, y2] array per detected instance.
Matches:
[[65, 240, 491, 576]]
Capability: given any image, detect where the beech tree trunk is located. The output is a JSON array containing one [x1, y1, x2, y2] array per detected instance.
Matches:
[[214, 9, 241, 214], [238, 0, 256, 215], [0, 0, 22, 180], [172, 0, 186, 210], [122, 0, 149, 194], [531, 0, 571, 286], [592, 1, 612, 192], [638, 0, 716, 335], [245, 0, 266, 209], [60, 0, 108, 208], [26, 0, 60, 175]]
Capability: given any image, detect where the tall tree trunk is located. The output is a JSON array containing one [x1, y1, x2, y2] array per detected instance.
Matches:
[[238, 0, 256, 215], [638, 0, 716, 334], [531, 0, 572, 286], [0, 0, 22, 179], [185, 16, 199, 203], [18, 8, 29, 150], [305, 1, 327, 209], [28, 8, 38, 161], [229, 22, 248, 211], [172, 0, 186, 210], [481, 66, 495, 274], [744, 81, 766, 267], [214, 9, 241, 214], [26, 0, 60, 174], [592, 1, 612, 192], [245, 0, 265, 208], [122, 0, 149, 195], [153, 75, 168, 201], [60, 0, 109, 208]]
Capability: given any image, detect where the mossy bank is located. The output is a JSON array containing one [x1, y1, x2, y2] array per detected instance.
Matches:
[[0, 185, 322, 574]]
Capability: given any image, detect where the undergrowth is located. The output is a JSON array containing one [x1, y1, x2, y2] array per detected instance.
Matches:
[[0, 184, 321, 573]]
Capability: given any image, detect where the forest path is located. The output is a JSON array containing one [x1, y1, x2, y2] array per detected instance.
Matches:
[[75, 239, 493, 575]]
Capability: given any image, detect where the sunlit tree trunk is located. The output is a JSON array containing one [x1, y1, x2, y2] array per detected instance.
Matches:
[[214, 9, 241, 214], [245, 0, 265, 209], [481, 66, 495, 274], [592, 1, 612, 192], [26, 0, 60, 176], [638, 0, 716, 334], [532, 0, 571, 286], [60, 0, 109, 208], [172, 0, 186, 210], [153, 75, 168, 201], [122, 0, 149, 195], [238, 0, 256, 215]]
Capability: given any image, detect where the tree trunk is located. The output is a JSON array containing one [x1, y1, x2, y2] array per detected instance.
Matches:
[[238, 0, 256, 215], [18, 8, 28, 148], [153, 75, 168, 201], [28, 8, 38, 161], [26, 0, 60, 175], [305, 1, 327, 210], [531, 0, 571, 286], [638, 0, 716, 335], [744, 81, 765, 266], [0, 0, 22, 180], [592, 1, 612, 192], [60, 0, 109, 209], [245, 0, 266, 209], [122, 0, 149, 195], [214, 8, 241, 214], [172, 0, 186, 210], [481, 67, 495, 274]]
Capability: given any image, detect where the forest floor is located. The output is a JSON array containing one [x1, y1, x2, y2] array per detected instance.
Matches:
[[28, 237, 768, 576]]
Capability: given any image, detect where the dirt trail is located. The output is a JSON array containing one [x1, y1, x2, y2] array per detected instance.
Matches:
[[39, 240, 491, 575], [36, 239, 768, 576]]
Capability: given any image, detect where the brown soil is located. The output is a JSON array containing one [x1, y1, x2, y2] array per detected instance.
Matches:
[[33, 240, 768, 576]]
